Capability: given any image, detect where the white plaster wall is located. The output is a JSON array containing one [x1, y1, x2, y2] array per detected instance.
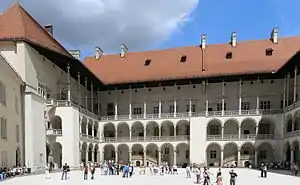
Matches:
[[55, 107, 80, 168], [0, 55, 24, 167], [190, 117, 206, 164], [24, 93, 46, 171]]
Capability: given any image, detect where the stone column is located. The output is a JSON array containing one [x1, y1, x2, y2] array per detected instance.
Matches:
[[114, 90, 118, 120], [158, 150, 161, 166], [221, 126, 224, 139], [291, 149, 294, 164], [101, 151, 104, 163], [67, 63, 71, 103], [115, 150, 118, 163], [256, 77, 260, 114], [159, 100, 162, 118], [287, 73, 290, 106], [189, 98, 192, 116], [129, 88, 132, 119], [220, 149, 224, 167], [239, 79, 242, 115], [144, 96, 147, 118], [238, 125, 241, 139], [254, 150, 258, 167], [174, 125, 177, 138], [174, 96, 177, 117], [143, 150, 147, 166], [173, 150, 177, 166], [294, 67, 298, 103], [91, 83, 94, 112], [85, 77, 88, 109], [115, 129, 118, 140], [205, 81, 209, 116], [237, 149, 241, 167], [129, 150, 132, 164], [221, 81, 225, 116], [129, 128, 132, 141]]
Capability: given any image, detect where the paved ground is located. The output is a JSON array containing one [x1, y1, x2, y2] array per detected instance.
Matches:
[[1, 168, 299, 185]]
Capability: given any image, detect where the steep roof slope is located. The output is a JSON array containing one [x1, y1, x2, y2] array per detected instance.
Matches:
[[0, 3, 72, 57], [84, 36, 300, 85]]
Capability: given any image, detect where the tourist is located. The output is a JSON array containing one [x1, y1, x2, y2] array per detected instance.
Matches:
[[216, 168, 223, 185], [263, 164, 268, 178], [260, 163, 264, 177], [45, 163, 51, 179], [129, 164, 134, 177], [186, 165, 191, 178], [83, 165, 88, 180], [122, 164, 129, 178], [61, 163, 69, 180], [173, 164, 178, 174], [229, 169, 238, 185], [292, 163, 299, 176], [90, 163, 95, 179], [203, 167, 212, 185], [195, 167, 201, 184]]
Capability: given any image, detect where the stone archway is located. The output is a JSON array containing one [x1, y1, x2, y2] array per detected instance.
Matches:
[[81, 117, 87, 135], [206, 143, 222, 167], [160, 143, 174, 165], [240, 142, 255, 167], [50, 115, 62, 130], [88, 143, 93, 162], [286, 114, 293, 133], [292, 140, 300, 162], [223, 142, 238, 167], [103, 123, 115, 138], [161, 121, 174, 137], [94, 144, 99, 163], [103, 144, 116, 161], [52, 142, 62, 168], [285, 142, 291, 162], [146, 121, 159, 139], [146, 143, 159, 166], [81, 142, 88, 162], [88, 120, 93, 136], [132, 144, 144, 166], [257, 142, 274, 164], [240, 118, 256, 139], [131, 121, 144, 140], [176, 143, 189, 167], [117, 122, 130, 138], [206, 119, 222, 139], [257, 118, 275, 139], [94, 121, 98, 138], [118, 144, 130, 164], [294, 110, 300, 131], [176, 120, 190, 136], [223, 119, 239, 139]]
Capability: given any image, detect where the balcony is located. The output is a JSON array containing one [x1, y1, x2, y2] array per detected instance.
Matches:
[[206, 134, 276, 141], [102, 135, 190, 143], [80, 133, 99, 141], [100, 109, 283, 121], [285, 130, 300, 138], [46, 99, 99, 120], [46, 129, 62, 136]]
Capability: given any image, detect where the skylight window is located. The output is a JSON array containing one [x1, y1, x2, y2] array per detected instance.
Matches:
[[265, 48, 273, 56], [180, 55, 187, 62], [226, 52, 232, 59], [144, 59, 151, 66]]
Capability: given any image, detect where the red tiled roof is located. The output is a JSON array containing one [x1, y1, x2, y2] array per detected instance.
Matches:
[[0, 3, 72, 57], [83, 36, 300, 85]]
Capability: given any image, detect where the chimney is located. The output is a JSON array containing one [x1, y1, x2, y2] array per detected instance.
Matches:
[[69, 50, 81, 60], [201, 34, 206, 49], [44, 25, 53, 36], [231, 32, 237, 47], [271, 27, 279, 44], [95, 46, 103, 60], [120, 44, 128, 58]]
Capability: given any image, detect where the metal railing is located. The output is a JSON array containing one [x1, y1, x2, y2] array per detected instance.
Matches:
[[285, 130, 300, 138], [206, 134, 276, 141], [80, 133, 100, 141], [102, 135, 190, 143], [46, 129, 62, 136]]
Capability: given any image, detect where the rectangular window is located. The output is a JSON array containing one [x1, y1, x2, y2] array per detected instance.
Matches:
[[133, 107, 142, 115], [186, 104, 196, 112], [38, 83, 46, 98], [16, 125, 20, 143], [1, 151, 7, 166], [15, 96, 19, 114], [210, 151, 217, 159], [0, 81, 7, 106], [217, 103, 227, 111], [241, 102, 250, 110], [153, 106, 159, 114], [260, 101, 271, 109], [165, 148, 169, 154], [0, 117, 7, 139], [107, 103, 114, 116], [169, 105, 178, 113]]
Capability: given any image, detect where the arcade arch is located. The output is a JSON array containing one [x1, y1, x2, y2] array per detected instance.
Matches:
[[52, 142, 62, 168], [94, 144, 99, 162], [50, 115, 62, 130], [87, 120, 93, 136], [118, 144, 129, 164], [223, 142, 238, 167], [223, 119, 239, 139], [176, 143, 189, 166], [146, 121, 159, 137], [240, 142, 255, 167], [131, 122, 144, 138], [257, 142, 274, 164], [286, 114, 293, 133], [292, 140, 300, 162], [88, 143, 93, 162], [161, 121, 174, 137], [294, 110, 300, 131], [81, 142, 88, 162], [257, 118, 274, 138], [240, 118, 256, 138], [207, 119, 222, 136], [206, 143, 222, 167], [176, 120, 190, 136], [117, 122, 130, 138], [103, 123, 115, 137], [160, 143, 174, 165], [103, 144, 116, 161], [146, 143, 159, 166], [81, 117, 87, 135]]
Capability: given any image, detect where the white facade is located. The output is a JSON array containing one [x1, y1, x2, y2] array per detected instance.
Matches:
[[0, 40, 300, 170], [0, 53, 24, 168]]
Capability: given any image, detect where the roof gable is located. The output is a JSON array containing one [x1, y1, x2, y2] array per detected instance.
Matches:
[[0, 3, 72, 57]]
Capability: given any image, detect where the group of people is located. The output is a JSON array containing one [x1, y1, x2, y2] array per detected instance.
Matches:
[[192, 167, 238, 185]]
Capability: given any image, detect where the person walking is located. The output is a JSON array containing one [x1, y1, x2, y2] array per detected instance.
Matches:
[[45, 163, 51, 179], [122, 164, 129, 178], [229, 169, 238, 185], [83, 165, 88, 180], [90, 164, 95, 179], [195, 167, 201, 184], [263, 164, 268, 178], [186, 165, 191, 178], [61, 163, 69, 180]]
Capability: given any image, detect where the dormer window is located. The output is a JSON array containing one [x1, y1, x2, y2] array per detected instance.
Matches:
[[226, 52, 232, 59], [266, 48, 273, 56], [180, 55, 187, 62], [144, 59, 151, 66]]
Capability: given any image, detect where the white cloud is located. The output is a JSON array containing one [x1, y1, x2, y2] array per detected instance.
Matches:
[[0, 0, 199, 53]]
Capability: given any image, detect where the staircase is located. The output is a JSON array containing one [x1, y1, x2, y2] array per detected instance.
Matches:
[[131, 155, 158, 166]]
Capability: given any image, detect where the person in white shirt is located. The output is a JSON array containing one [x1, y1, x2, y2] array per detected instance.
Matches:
[[186, 165, 191, 178], [45, 163, 51, 179], [195, 167, 201, 184]]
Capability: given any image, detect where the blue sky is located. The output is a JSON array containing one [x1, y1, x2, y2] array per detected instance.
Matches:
[[158, 0, 299, 49]]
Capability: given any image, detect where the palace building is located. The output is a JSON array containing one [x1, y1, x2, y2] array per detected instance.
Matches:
[[0, 3, 300, 171]]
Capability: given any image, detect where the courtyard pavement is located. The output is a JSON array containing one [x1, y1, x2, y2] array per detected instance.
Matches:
[[0, 168, 298, 185]]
